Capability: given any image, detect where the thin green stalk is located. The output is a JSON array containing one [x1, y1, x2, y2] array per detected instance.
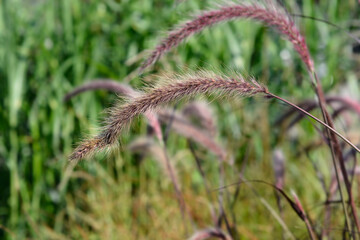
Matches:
[[9, 130, 19, 228]]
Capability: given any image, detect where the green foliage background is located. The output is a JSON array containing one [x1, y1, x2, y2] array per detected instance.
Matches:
[[0, 0, 359, 239]]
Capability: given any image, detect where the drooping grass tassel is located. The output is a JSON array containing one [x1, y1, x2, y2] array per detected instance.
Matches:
[[140, 1, 313, 72], [69, 72, 268, 160]]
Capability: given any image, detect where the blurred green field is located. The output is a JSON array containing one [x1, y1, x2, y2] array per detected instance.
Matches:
[[1, 0, 360, 239]]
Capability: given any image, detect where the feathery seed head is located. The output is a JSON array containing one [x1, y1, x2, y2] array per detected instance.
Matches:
[[69, 71, 267, 161], [140, 1, 314, 73]]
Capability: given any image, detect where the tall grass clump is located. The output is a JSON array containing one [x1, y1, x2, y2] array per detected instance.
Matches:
[[67, 0, 360, 239], [2, 0, 359, 239]]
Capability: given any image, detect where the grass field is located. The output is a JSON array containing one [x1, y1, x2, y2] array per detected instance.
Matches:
[[1, 0, 360, 239]]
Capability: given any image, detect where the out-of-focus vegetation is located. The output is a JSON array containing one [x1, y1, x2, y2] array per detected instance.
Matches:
[[1, 0, 360, 239]]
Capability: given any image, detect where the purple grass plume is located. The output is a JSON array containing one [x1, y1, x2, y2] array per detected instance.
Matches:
[[140, 1, 313, 73], [69, 71, 268, 161]]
